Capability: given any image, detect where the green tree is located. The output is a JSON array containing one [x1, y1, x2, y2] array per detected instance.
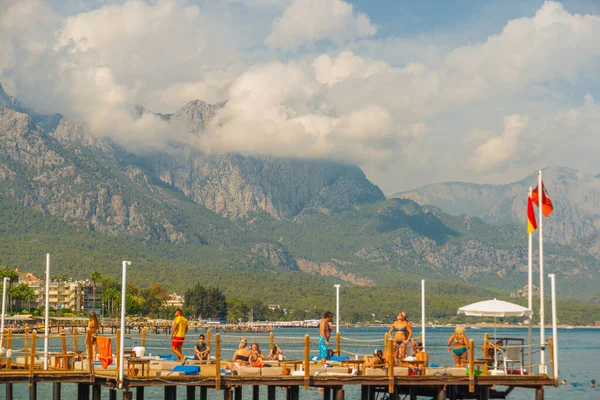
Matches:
[[90, 270, 102, 313], [140, 283, 169, 316]]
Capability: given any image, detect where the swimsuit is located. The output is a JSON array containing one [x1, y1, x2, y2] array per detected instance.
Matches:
[[236, 354, 249, 362], [453, 347, 468, 356], [319, 336, 329, 360]]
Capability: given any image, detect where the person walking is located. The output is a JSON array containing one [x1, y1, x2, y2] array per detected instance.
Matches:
[[171, 308, 188, 363]]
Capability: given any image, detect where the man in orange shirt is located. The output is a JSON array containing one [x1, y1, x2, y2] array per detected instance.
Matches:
[[171, 308, 189, 363]]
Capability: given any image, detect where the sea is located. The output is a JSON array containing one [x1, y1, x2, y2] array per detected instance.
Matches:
[[1, 326, 598, 399]]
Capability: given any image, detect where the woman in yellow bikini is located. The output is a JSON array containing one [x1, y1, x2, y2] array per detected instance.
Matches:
[[387, 312, 412, 364], [447, 326, 469, 366]]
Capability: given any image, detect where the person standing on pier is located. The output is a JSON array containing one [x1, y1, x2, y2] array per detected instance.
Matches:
[[388, 312, 412, 363], [319, 311, 334, 364], [171, 308, 188, 363]]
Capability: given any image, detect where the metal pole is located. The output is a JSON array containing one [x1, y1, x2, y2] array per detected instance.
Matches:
[[334, 284, 340, 334], [538, 170, 545, 374], [118, 261, 131, 386], [549, 274, 558, 380], [44, 253, 50, 370], [0, 277, 9, 350], [421, 279, 425, 350], [528, 187, 533, 370]]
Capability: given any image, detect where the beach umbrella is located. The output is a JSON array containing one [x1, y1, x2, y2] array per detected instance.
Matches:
[[457, 299, 532, 369]]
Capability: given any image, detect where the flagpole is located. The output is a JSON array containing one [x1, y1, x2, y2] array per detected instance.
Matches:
[[538, 170, 545, 374], [528, 187, 533, 370]]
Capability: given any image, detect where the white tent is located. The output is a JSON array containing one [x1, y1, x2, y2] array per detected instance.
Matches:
[[458, 299, 532, 371]]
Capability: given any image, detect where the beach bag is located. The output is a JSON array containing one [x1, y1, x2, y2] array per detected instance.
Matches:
[[97, 337, 113, 369]]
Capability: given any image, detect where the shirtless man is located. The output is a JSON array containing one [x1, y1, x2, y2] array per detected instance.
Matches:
[[319, 311, 334, 364], [171, 308, 189, 363]]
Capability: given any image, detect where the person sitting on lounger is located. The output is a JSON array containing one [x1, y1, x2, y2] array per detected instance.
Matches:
[[363, 349, 386, 368], [267, 344, 284, 360], [447, 326, 469, 366], [412, 341, 428, 375], [226, 337, 254, 372]]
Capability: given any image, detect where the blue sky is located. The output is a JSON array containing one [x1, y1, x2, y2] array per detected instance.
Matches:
[[2, 0, 600, 193]]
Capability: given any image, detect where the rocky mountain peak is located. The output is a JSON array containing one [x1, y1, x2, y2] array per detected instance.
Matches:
[[0, 83, 19, 109], [173, 99, 221, 134]]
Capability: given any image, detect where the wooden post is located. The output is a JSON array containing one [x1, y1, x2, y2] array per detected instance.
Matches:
[[74, 328, 78, 354], [6, 383, 14, 400], [135, 386, 144, 400], [86, 330, 94, 375], [116, 329, 121, 380], [215, 333, 221, 391], [123, 390, 132, 400], [387, 335, 394, 394], [7, 328, 13, 369], [267, 386, 275, 400], [234, 386, 242, 399], [383, 333, 389, 361], [24, 327, 30, 368], [468, 339, 475, 393], [304, 334, 310, 390], [0, 329, 4, 367], [61, 329, 67, 369], [536, 387, 544, 400], [186, 386, 195, 400], [92, 385, 101, 400], [29, 330, 37, 377], [207, 329, 211, 350], [269, 331, 274, 352], [141, 328, 146, 347], [53, 383, 61, 400], [252, 386, 259, 400], [200, 387, 208, 400], [77, 383, 89, 400], [165, 386, 176, 400], [336, 332, 341, 356]]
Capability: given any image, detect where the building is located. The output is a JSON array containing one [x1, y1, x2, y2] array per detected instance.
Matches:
[[165, 293, 184, 308], [14, 268, 38, 284], [28, 280, 102, 313]]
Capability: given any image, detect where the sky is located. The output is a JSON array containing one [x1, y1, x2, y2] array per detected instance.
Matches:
[[1, 0, 599, 194]]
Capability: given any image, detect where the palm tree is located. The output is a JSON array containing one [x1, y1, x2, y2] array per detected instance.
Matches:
[[90, 270, 102, 314]]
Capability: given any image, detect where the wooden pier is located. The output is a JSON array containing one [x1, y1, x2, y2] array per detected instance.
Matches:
[[0, 328, 557, 399]]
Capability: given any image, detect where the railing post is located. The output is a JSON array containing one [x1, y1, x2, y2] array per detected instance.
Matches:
[[74, 328, 78, 354], [141, 328, 146, 348], [387, 336, 394, 394], [29, 330, 37, 377], [384, 333, 389, 361], [468, 339, 475, 393], [7, 328, 12, 369], [207, 329, 211, 353], [336, 332, 341, 357], [61, 329, 68, 369], [0, 329, 4, 367], [24, 327, 29, 368], [215, 333, 221, 391], [86, 330, 94, 376], [269, 331, 274, 352], [303, 335, 310, 390]]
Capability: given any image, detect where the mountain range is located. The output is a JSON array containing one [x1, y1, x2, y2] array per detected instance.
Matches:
[[1, 82, 599, 317]]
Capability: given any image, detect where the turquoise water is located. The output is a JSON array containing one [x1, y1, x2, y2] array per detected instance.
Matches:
[[0, 326, 597, 399]]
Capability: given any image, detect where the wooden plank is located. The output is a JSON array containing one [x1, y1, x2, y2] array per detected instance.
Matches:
[[186, 385, 194, 400]]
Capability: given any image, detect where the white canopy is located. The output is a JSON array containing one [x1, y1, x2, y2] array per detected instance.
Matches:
[[458, 298, 532, 318]]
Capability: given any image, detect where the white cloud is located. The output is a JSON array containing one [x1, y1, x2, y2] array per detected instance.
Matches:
[[265, 0, 377, 50], [468, 115, 528, 173], [2, 0, 600, 192], [198, 55, 425, 165]]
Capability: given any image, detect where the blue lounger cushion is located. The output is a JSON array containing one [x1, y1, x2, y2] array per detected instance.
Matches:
[[172, 365, 200, 375]]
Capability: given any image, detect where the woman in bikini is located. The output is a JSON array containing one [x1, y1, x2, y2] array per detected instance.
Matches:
[[225, 337, 255, 373], [447, 326, 469, 366], [87, 312, 100, 361], [387, 312, 412, 364]]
